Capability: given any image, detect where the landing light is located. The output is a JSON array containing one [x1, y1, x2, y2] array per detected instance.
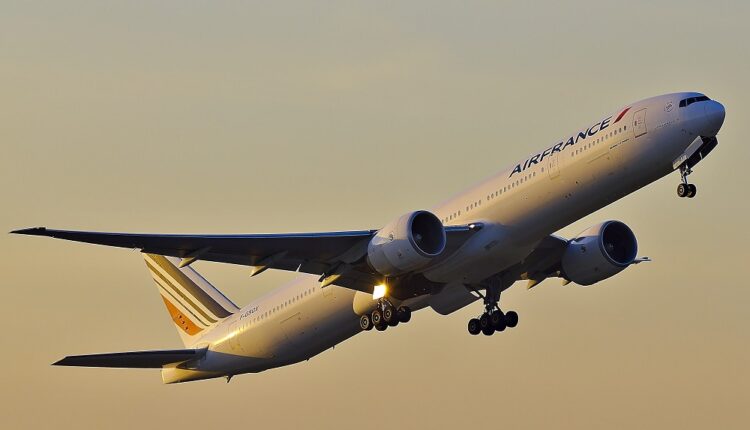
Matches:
[[372, 284, 387, 300]]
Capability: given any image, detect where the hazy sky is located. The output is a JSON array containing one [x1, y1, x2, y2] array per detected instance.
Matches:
[[2, 1, 749, 429]]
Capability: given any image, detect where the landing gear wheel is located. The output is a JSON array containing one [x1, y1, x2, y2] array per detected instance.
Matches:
[[504, 311, 519, 328], [371, 309, 383, 327], [397, 306, 411, 323], [490, 311, 506, 331], [468, 318, 481, 335], [479, 313, 491, 332], [383, 306, 398, 325], [677, 183, 689, 198], [360, 314, 373, 331], [468, 281, 517, 337], [375, 323, 387, 331], [687, 184, 697, 198]]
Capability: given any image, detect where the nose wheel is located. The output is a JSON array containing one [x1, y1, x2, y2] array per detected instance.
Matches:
[[677, 166, 697, 198], [359, 299, 411, 332], [677, 183, 696, 198]]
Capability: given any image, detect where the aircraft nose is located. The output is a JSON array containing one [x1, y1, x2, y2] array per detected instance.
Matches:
[[702, 100, 725, 136]]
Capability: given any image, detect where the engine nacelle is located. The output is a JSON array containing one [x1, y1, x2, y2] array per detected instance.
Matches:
[[561, 220, 638, 286], [367, 210, 446, 277]]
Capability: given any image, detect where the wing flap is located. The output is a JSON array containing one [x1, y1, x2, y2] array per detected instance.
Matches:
[[53, 349, 203, 369]]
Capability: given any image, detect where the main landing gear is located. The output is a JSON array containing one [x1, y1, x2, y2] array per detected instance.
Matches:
[[676, 165, 697, 198], [359, 299, 411, 332], [468, 309, 518, 336], [467, 285, 518, 336]]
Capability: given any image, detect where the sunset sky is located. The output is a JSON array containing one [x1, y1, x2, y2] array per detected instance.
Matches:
[[1, 2, 748, 428]]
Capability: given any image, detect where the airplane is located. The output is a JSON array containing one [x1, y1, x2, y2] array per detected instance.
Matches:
[[12, 91, 725, 383]]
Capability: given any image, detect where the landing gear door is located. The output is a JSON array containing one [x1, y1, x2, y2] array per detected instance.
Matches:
[[633, 108, 647, 137]]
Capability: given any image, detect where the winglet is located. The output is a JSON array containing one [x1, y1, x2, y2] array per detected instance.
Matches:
[[10, 227, 48, 236]]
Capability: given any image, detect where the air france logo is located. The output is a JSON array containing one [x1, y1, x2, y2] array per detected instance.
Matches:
[[509, 108, 630, 177]]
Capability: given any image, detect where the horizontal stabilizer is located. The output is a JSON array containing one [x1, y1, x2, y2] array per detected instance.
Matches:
[[53, 349, 203, 368]]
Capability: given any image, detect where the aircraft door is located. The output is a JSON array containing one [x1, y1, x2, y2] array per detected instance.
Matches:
[[547, 151, 560, 179], [633, 108, 647, 137]]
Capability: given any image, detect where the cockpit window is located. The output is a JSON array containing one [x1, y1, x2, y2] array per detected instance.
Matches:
[[678, 95, 710, 108]]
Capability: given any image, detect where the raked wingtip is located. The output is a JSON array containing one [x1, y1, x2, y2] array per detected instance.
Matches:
[[10, 227, 48, 235]]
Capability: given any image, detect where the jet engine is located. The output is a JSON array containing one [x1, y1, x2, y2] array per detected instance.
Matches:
[[561, 221, 638, 286], [367, 210, 446, 277]]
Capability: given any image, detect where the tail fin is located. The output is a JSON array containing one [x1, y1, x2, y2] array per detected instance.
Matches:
[[142, 253, 239, 347]]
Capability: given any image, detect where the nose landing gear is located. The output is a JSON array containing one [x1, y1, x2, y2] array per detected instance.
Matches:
[[359, 298, 411, 332], [677, 165, 697, 198]]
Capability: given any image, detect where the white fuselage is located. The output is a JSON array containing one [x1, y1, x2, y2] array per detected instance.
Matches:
[[164, 92, 721, 383]]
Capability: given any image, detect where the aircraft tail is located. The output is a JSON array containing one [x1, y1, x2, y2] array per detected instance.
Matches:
[[142, 253, 239, 347]]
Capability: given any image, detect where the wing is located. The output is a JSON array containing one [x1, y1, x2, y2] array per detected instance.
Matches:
[[12, 225, 480, 294], [53, 349, 203, 368], [506, 235, 569, 288], [12, 227, 376, 270], [504, 235, 650, 288]]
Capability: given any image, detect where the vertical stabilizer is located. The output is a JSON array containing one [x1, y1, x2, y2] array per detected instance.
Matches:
[[142, 253, 239, 347]]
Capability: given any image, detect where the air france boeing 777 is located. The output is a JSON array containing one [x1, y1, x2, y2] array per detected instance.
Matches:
[[13, 92, 725, 383]]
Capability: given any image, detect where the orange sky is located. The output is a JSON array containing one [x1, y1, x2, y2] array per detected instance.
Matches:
[[1, 2, 748, 429]]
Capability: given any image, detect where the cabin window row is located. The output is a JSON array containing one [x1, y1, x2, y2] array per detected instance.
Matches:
[[248, 286, 318, 326], [443, 210, 462, 223], [486, 171, 536, 203], [442, 169, 539, 224], [466, 199, 482, 212], [572, 125, 626, 157]]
